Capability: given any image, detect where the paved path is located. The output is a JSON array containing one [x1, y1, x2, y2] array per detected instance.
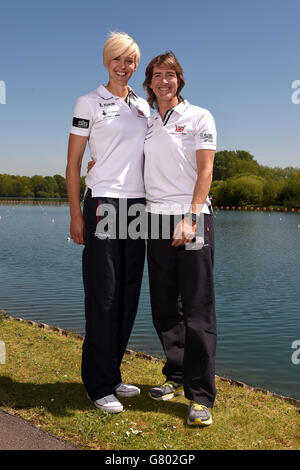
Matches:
[[0, 408, 79, 450]]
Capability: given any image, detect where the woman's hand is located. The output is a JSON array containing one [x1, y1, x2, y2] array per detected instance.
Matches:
[[70, 212, 85, 245], [87, 160, 96, 172], [171, 218, 196, 247]]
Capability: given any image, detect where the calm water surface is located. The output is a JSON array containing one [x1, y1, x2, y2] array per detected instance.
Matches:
[[0, 204, 299, 400]]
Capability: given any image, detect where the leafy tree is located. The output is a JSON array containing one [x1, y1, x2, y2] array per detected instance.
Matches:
[[278, 170, 300, 207], [31, 175, 51, 198], [0, 150, 298, 207], [210, 180, 225, 204], [44, 176, 60, 198], [53, 174, 67, 198], [227, 158, 261, 178], [213, 150, 238, 180], [0, 174, 16, 196], [214, 176, 264, 206], [262, 178, 285, 206], [235, 150, 255, 161], [213, 150, 259, 180], [19, 176, 34, 197]]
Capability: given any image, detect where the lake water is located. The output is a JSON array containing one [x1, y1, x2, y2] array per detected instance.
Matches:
[[0, 204, 299, 400]]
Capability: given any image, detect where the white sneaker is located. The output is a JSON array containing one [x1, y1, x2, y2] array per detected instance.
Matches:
[[90, 394, 124, 413], [114, 382, 141, 398]]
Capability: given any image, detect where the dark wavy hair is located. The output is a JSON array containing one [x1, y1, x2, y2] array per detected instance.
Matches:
[[143, 51, 185, 109]]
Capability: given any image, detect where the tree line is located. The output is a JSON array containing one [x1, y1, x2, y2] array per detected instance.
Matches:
[[0, 150, 299, 207], [211, 150, 300, 208], [0, 174, 86, 200]]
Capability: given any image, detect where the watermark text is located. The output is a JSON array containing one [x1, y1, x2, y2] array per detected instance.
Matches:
[[291, 80, 300, 104], [0, 341, 6, 364], [291, 340, 300, 365], [0, 80, 6, 104], [94, 203, 206, 250]]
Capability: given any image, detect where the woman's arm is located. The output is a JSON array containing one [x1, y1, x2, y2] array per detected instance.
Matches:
[[172, 149, 215, 247], [66, 133, 88, 245], [190, 149, 215, 215]]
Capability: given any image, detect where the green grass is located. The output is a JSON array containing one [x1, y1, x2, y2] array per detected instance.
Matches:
[[0, 314, 299, 450]]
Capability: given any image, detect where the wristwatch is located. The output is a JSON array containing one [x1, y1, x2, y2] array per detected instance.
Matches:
[[184, 212, 198, 223]]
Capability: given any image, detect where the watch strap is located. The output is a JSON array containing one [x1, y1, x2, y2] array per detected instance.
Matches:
[[184, 212, 198, 223]]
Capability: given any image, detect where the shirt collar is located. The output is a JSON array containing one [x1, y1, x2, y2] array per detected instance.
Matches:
[[173, 99, 190, 115], [97, 84, 138, 101], [151, 99, 189, 120], [127, 88, 138, 99]]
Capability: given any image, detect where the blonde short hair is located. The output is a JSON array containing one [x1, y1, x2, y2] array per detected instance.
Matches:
[[103, 32, 141, 69]]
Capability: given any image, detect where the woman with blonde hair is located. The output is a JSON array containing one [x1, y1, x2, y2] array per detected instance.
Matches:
[[66, 32, 150, 413]]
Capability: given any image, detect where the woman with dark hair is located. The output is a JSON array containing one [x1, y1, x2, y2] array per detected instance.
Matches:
[[143, 51, 217, 426]]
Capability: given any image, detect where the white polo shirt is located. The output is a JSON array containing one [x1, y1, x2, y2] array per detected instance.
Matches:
[[70, 84, 150, 198], [144, 100, 216, 214]]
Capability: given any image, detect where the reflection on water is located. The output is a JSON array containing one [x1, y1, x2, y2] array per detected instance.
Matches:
[[0, 204, 299, 399]]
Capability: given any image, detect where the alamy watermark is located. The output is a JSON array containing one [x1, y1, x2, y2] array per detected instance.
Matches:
[[94, 202, 206, 251], [0, 341, 6, 364], [291, 340, 300, 365], [0, 80, 6, 104], [291, 80, 300, 104]]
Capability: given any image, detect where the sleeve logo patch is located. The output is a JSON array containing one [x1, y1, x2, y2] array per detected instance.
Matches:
[[200, 133, 213, 143], [73, 117, 90, 129]]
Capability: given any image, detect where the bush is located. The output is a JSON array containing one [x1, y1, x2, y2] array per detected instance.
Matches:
[[214, 176, 264, 206]]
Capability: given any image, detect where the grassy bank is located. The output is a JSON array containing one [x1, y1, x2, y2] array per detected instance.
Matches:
[[0, 313, 299, 450]]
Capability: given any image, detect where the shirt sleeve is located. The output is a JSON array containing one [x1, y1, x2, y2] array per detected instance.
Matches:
[[70, 96, 92, 137], [194, 110, 217, 150]]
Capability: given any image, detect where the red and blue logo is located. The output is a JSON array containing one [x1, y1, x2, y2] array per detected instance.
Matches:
[[175, 125, 185, 133]]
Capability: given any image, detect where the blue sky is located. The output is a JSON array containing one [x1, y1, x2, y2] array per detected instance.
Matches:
[[0, 0, 299, 176]]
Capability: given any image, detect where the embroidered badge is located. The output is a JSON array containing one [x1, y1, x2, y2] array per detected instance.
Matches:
[[72, 117, 89, 129], [200, 133, 213, 143]]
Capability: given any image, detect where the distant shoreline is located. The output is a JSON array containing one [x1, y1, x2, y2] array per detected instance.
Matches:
[[0, 198, 300, 212], [0, 198, 69, 205]]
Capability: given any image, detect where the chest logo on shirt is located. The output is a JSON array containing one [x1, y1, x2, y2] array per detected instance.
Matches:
[[170, 125, 187, 135], [99, 105, 120, 119], [99, 102, 115, 108]]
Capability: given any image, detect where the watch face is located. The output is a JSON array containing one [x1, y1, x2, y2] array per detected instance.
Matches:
[[185, 212, 197, 222]]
